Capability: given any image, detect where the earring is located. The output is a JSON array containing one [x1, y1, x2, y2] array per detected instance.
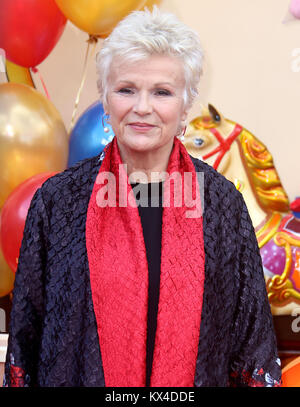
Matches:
[[102, 113, 110, 133], [180, 125, 187, 142]]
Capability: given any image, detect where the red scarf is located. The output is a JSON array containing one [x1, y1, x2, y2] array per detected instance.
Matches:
[[86, 136, 205, 387]]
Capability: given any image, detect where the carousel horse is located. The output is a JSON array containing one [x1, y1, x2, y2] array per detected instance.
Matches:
[[183, 104, 300, 318]]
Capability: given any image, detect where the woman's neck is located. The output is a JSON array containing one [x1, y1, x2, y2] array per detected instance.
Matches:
[[117, 139, 174, 183]]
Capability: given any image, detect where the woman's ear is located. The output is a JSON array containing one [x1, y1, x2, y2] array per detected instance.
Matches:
[[102, 93, 109, 115], [103, 103, 109, 116], [180, 110, 188, 129], [181, 107, 188, 122]]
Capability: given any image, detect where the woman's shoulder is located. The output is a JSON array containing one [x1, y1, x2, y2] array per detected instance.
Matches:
[[38, 154, 102, 205], [189, 154, 241, 199]]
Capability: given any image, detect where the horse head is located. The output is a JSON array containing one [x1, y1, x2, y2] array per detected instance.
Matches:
[[184, 104, 290, 228], [184, 105, 300, 320]]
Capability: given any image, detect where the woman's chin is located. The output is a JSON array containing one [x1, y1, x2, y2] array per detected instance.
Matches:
[[118, 134, 157, 152]]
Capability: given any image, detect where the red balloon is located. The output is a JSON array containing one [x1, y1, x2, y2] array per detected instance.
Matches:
[[0, 173, 56, 272], [0, 0, 67, 68]]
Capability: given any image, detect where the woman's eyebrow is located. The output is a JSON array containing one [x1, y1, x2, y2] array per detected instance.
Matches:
[[153, 82, 174, 87], [114, 80, 175, 86], [115, 80, 135, 86]]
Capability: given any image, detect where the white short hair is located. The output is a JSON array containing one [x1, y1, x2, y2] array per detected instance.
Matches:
[[96, 7, 204, 109]]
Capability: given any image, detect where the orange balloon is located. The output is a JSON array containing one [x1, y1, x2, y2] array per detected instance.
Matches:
[[55, 0, 146, 37], [282, 356, 300, 387], [0, 241, 15, 298]]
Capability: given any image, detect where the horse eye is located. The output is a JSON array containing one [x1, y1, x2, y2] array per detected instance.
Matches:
[[194, 138, 204, 146]]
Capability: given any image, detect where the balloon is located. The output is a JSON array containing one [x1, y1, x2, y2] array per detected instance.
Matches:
[[0, 83, 69, 208], [282, 356, 300, 386], [0, 243, 15, 298], [5, 60, 35, 88], [68, 102, 114, 167], [0, 173, 56, 273], [290, 0, 300, 19], [55, 0, 146, 37], [0, 0, 67, 68]]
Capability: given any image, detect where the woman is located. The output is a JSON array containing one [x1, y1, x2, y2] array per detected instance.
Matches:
[[4, 8, 281, 387]]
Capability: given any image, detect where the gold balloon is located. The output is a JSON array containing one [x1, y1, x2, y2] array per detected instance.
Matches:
[[0, 83, 68, 208], [0, 240, 15, 298], [55, 0, 147, 37]]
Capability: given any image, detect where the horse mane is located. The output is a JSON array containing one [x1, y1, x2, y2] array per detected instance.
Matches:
[[226, 119, 290, 213]]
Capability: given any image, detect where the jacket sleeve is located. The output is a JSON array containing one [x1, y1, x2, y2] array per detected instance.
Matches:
[[228, 192, 282, 387], [3, 187, 48, 387]]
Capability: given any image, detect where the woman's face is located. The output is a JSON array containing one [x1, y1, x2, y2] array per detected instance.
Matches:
[[104, 55, 188, 156]]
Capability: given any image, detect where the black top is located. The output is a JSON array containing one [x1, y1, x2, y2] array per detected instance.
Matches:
[[130, 181, 164, 387]]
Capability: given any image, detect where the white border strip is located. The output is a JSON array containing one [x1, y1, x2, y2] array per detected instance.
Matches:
[[0, 334, 8, 363]]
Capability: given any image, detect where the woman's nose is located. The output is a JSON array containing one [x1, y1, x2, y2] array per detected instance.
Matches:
[[133, 92, 152, 115]]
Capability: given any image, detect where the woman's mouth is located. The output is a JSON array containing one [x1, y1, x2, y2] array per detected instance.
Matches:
[[128, 122, 155, 132]]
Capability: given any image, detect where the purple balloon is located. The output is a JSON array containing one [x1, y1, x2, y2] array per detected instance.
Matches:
[[290, 0, 300, 18]]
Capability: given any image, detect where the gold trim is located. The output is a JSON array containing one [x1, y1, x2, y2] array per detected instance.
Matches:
[[266, 231, 300, 304], [227, 120, 290, 213], [256, 212, 282, 248]]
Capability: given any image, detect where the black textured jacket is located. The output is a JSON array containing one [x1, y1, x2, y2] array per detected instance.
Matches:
[[3, 152, 282, 387]]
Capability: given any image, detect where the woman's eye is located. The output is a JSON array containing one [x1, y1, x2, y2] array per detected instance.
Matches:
[[155, 89, 171, 96], [118, 88, 133, 94]]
